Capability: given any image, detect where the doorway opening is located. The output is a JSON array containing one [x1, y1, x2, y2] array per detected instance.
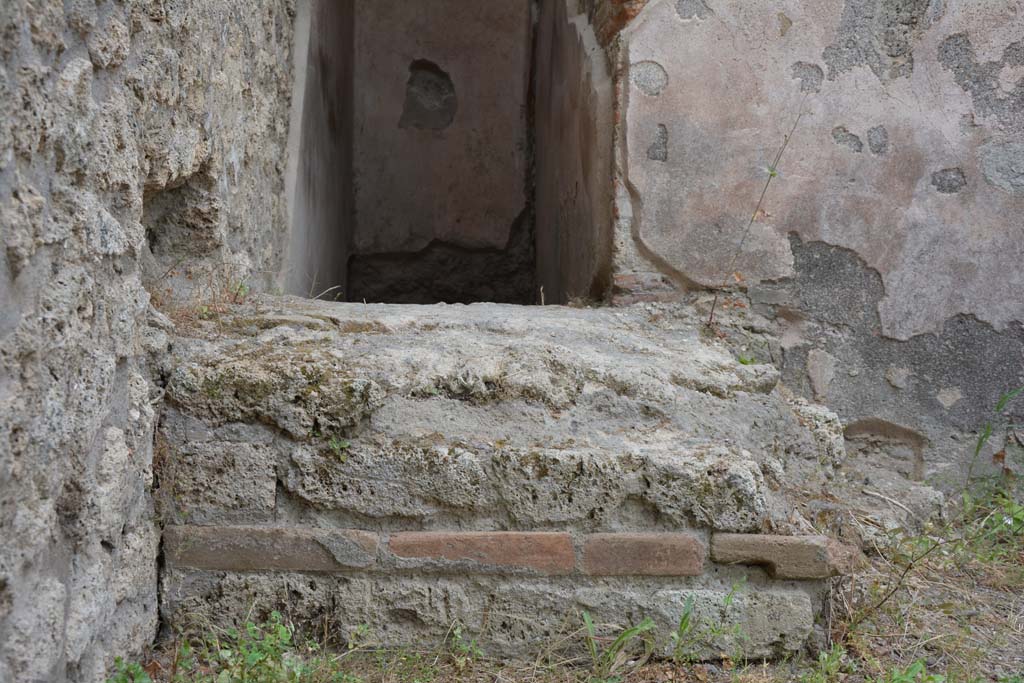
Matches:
[[285, 0, 612, 305]]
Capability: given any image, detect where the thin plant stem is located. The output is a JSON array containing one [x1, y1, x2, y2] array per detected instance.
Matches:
[[707, 93, 809, 327]]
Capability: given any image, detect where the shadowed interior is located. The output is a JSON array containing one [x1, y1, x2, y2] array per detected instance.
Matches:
[[285, 0, 613, 304]]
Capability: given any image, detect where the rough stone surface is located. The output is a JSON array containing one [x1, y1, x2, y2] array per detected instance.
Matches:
[[162, 570, 817, 661], [0, 1, 297, 680], [711, 534, 864, 580], [155, 298, 859, 659], [159, 298, 854, 536]]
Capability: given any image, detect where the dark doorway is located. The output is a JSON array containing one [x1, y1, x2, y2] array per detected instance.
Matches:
[[286, 0, 613, 305]]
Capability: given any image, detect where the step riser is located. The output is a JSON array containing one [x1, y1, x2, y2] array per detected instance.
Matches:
[[162, 569, 819, 660], [156, 301, 859, 660]]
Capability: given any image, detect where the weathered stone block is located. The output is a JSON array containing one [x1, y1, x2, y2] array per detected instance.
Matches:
[[155, 300, 867, 663], [582, 533, 705, 576], [164, 526, 379, 573], [160, 441, 277, 524], [167, 351, 384, 440], [711, 534, 863, 579], [161, 571, 816, 661]]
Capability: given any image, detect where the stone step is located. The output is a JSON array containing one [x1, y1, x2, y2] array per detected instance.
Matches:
[[156, 297, 860, 659]]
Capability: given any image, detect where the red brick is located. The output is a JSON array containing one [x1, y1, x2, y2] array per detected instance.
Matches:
[[582, 533, 705, 576], [164, 526, 378, 572], [594, 0, 650, 46], [388, 532, 574, 575], [711, 534, 864, 579]]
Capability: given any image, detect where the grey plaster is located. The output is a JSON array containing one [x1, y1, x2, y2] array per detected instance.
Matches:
[[979, 141, 1024, 196], [647, 124, 669, 161], [938, 33, 1024, 131], [632, 61, 669, 96], [831, 126, 864, 153], [675, 0, 712, 21], [750, 236, 1024, 482], [931, 167, 967, 193], [822, 0, 934, 82], [867, 125, 890, 155], [398, 59, 458, 131], [791, 62, 824, 94]]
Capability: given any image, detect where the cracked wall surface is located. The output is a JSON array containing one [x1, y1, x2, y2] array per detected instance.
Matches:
[[751, 236, 1024, 484], [0, 1, 298, 680], [610, 0, 1024, 468]]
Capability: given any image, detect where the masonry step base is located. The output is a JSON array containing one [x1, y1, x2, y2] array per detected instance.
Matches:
[[156, 299, 861, 659], [162, 527, 840, 660]]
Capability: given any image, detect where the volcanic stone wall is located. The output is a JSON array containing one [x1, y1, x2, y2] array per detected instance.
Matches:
[[0, 1, 298, 680]]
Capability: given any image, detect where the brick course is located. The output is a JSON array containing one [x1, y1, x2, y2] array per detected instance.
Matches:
[[389, 532, 575, 574], [164, 526, 378, 572], [583, 533, 705, 575], [164, 527, 860, 582], [711, 534, 863, 579]]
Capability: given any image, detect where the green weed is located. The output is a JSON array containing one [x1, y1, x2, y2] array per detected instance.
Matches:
[[106, 657, 153, 683], [328, 436, 351, 460], [669, 595, 697, 664], [871, 660, 945, 683], [581, 612, 656, 683], [447, 622, 483, 671], [797, 645, 849, 683]]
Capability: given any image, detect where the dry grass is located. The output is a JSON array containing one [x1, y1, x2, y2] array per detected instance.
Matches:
[[147, 257, 264, 333], [833, 544, 1024, 680], [128, 506, 1022, 683]]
